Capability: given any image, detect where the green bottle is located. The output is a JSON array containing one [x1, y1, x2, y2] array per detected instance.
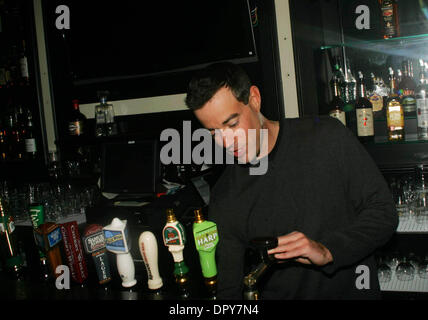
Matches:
[[192, 208, 219, 298]]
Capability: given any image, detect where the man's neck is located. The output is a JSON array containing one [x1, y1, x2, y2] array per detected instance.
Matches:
[[257, 119, 280, 160]]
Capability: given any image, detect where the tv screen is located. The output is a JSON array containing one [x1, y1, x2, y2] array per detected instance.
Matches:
[[101, 140, 160, 196], [66, 0, 257, 85]]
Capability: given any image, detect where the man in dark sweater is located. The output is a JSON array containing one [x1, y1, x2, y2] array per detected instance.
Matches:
[[185, 62, 398, 299]]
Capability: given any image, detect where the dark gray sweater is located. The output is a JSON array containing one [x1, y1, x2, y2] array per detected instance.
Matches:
[[208, 116, 398, 300]]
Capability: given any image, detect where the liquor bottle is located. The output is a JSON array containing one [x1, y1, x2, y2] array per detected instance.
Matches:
[[0, 197, 24, 277], [368, 75, 385, 119], [0, 119, 6, 161], [68, 99, 86, 136], [328, 64, 346, 126], [95, 92, 107, 137], [398, 60, 417, 115], [13, 108, 24, 160], [416, 59, 428, 140], [388, 67, 397, 96], [95, 91, 119, 137], [24, 110, 37, 159], [380, 0, 399, 39], [424, 62, 428, 84], [19, 40, 29, 85], [4, 112, 18, 160], [355, 71, 374, 143], [100, 91, 118, 137], [386, 72, 405, 141], [342, 66, 357, 135]]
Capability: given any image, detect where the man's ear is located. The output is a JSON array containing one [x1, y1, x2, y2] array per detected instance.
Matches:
[[248, 85, 261, 113]]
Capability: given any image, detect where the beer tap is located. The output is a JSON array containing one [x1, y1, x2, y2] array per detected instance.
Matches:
[[138, 231, 164, 299], [82, 224, 112, 286], [243, 237, 278, 300], [103, 218, 137, 288], [162, 208, 190, 298], [34, 222, 63, 279]]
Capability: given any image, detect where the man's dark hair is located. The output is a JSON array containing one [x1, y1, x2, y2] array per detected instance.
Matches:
[[185, 62, 252, 110]]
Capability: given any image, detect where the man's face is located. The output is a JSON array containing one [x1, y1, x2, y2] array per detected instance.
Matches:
[[194, 86, 262, 163]]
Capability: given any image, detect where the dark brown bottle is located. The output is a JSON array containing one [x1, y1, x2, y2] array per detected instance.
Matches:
[[380, 0, 399, 39], [68, 99, 86, 136]]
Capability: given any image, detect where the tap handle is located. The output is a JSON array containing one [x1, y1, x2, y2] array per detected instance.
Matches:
[[250, 237, 278, 263], [250, 237, 278, 249]]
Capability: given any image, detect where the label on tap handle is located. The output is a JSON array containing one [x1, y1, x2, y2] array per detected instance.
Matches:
[[60, 221, 88, 284], [104, 230, 127, 252], [194, 225, 218, 251], [163, 223, 186, 246], [83, 225, 112, 285]]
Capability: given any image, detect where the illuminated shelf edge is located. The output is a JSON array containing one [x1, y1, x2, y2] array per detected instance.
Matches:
[[396, 218, 428, 234], [380, 270, 428, 292]]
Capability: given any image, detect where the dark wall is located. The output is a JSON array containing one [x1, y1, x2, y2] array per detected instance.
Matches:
[[40, 0, 285, 182], [41, 0, 284, 147], [289, 0, 341, 117]]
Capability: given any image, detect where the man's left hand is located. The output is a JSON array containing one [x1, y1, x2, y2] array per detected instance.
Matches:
[[267, 231, 333, 266]]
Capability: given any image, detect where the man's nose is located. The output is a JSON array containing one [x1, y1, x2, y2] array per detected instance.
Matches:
[[222, 130, 237, 150]]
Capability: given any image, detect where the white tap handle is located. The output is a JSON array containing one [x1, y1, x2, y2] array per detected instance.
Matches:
[[168, 244, 185, 262], [139, 231, 163, 290], [116, 252, 137, 288]]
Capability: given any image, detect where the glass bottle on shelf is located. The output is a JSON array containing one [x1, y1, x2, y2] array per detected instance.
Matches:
[[104, 94, 118, 137], [355, 71, 374, 143], [368, 74, 385, 119], [0, 118, 6, 161], [396, 69, 402, 86], [95, 92, 107, 137], [416, 59, 428, 140], [341, 65, 357, 135], [24, 110, 37, 160], [328, 63, 346, 126], [68, 99, 86, 137], [4, 112, 18, 160], [398, 60, 416, 116], [19, 40, 29, 85], [13, 108, 24, 160], [386, 68, 405, 141], [380, 0, 399, 39], [387, 67, 396, 96], [424, 62, 428, 84], [95, 91, 118, 137]]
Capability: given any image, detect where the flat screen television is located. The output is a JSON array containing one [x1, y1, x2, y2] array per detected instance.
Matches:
[[65, 0, 258, 85], [100, 140, 161, 198]]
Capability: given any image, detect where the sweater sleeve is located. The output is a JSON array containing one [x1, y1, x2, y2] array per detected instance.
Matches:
[[318, 123, 398, 275]]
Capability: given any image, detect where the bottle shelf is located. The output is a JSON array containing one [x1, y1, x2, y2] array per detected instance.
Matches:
[[364, 134, 428, 146], [14, 212, 87, 227], [320, 33, 428, 53], [380, 270, 428, 293], [396, 218, 428, 234]]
